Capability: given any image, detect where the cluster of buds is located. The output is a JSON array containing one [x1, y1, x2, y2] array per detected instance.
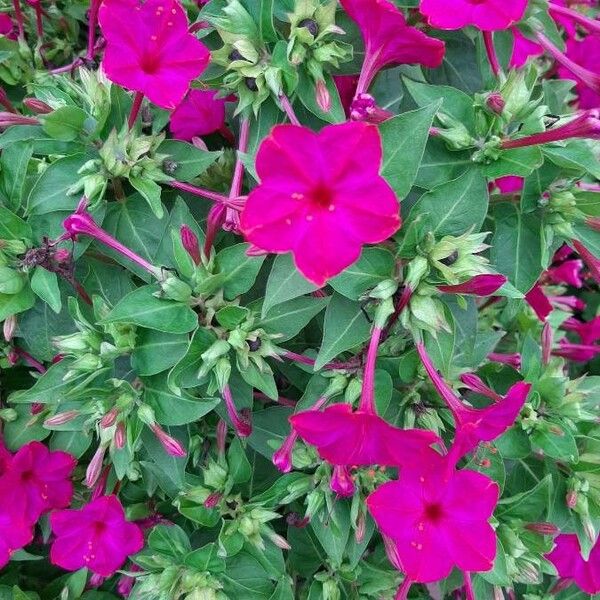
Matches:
[[220, 505, 283, 550], [53, 296, 136, 379], [68, 127, 170, 211]]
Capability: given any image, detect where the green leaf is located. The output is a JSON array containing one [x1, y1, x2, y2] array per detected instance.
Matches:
[[3, 405, 49, 450], [416, 138, 473, 189], [531, 421, 578, 461], [227, 436, 252, 484], [0, 141, 33, 209], [262, 254, 320, 316], [543, 141, 600, 180], [42, 106, 88, 141], [259, 0, 277, 42], [49, 430, 92, 458], [0, 286, 35, 321], [157, 139, 221, 182], [104, 285, 198, 334], [295, 70, 345, 124], [380, 102, 441, 199], [148, 523, 191, 558], [310, 502, 351, 568], [141, 426, 188, 492], [482, 146, 544, 179], [404, 169, 488, 253], [168, 327, 217, 392], [491, 203, 544, 293], [216, 243, 265, 300], [143, 374, 219, 425], [497, 474, 552, 520], [315, 293, 371, 370], [26, 153, 91, 215], [184, 543, 226, 573], [240, 361, 278, 399], [330, 247, 395, 300], [30, 268, 62, 313], [131, 329, 189, 376], [259, 296, 329, 341], [129, 176, 164, 219], [0, 205, 32, 240]]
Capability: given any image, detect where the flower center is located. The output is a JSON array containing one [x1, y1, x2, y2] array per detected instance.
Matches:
[[424, 502, 444, 523], [21, 470, 34, 482], [309, 184, 335, 210], [139, 51, 160, 74]]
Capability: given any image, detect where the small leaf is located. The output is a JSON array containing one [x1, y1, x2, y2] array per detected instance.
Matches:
[[30, 268, 62, 313]]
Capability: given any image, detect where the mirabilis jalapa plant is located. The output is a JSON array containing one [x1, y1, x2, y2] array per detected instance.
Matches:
[[3, 0, 600, 598]]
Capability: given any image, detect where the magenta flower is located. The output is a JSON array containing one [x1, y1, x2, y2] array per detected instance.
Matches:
[[417, 343, 530, 463], [0, 480, 33, 569], [50, 495, 144, 577], [510, 29, 543, 69], [493, 175, 524, 194], [169, 89, 227, 141], [562, 316, 600, 345], [0, 440, 11, 475], [557, 36, 600, 109], [573, 240, 600, 284], [333, 75, 359, 117], [367, 455, 499, 583], [341, 0, 444, 95], [330, 465, 356, 497], [419, 0, 527, 31], [99, 0, 210, 109], [0, 13, 15, 39], [1, 441, 76, 523], [291, 327, 440, 466], [552, 340, 600, 362], [546, 534, 600, 594], [525, 283, 553, 322], [548, 259, 584, 288], [240, 122, 401, 286], [437, 274, 507, 296]]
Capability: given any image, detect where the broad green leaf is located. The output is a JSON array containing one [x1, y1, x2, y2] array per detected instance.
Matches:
[[259, 296, 329, 341], [131, 329, 189, 376], [0, 205, 32, 240], [3, 405, 49, 450], [482, 146, 544, 179], [168, 327, 217, 392], [491, 203, 544, 293], [315, 293, 371, 370], [129, 176, 164, 219], [531, 421, 578, 461], [30, 267, 62, 313], [380, 102, 441, 199], [296, 70, 345, 124], [497, 475, 552, 520], [141, 426, 188, 492], [262, 254, 320, 316], [184, 543, 226, 573], [104, 285, 198, 333], [216, 243, 265, 300], [42, 106, 88, 141], [310, 502, 351, 568], [0, 286, 35, 321], [416, 138, 473, 189], [544, 141, 600, 180], [26, 153, 91, 214], [148, 523, 191, 558], [330, 247, 395, 300], [0, 141, 33, 209], [157, 139, 221, 182]]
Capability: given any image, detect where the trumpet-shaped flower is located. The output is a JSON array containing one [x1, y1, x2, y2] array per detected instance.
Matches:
[[546, 534, 600, 594], [0, 479, 33, 569], [169, 89, 227, 141], [367, 455, 499, 583], [50, 495, 144, 577], [420, 0, 527, 31], [99, 0, 210, 109], [240, 122, 401, 286]]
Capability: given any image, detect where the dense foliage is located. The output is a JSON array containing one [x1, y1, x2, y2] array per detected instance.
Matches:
[[1, 0, 600, 598]]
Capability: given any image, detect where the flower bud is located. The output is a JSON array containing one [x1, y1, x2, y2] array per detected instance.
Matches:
[[100, 407, 119, 428], [44, 410, 79, 427], [486, 92, 505, 115], [85, 444, 107, 488], [114, 421, 126, 449], [272, 432, 297, 473], [330, 465, 355, 497], [315, 79, 331, 113], [180, 225, 202, 265], [566, 490, 578, 509], [3, 315, 15, 342], [0, 408, 17, 422], [203, 491, 222, 509], [160, 273, 193, 302], [524, 522, 559, 536], [23, 98, 53, 114], [151, 423, 187, 457]]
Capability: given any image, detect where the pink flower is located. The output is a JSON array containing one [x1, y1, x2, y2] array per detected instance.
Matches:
[[547, 534, 600, 594], [493, 175, 524, 194], [510, 29, 543, 68], [291, 327, 440, 466], [573, 240, 600, 284], [0, 480, 33, 569], [240, 122, 401, 286], [437, 274, 506, 296], [342, 0, 444, 95], [419, 0, 527, 31], [557, 36, 600, 109], [0, 13, 15, 38], [552, 340, 600, 362], [562, 316, 600, 345], [333, 75, 359, 117], [547, 259, 584, 288], [1, 441, 76, 523], [525, 283, 553, 322], [0, 440, 11, 475], [330, 465, 356, 497], [417, 343, 530, 463], [50, 495, 144, 577], [99, 0, 210, 109], [150, 423, 187, 457], [169, 89, 227, 141], [367, 455, 499, 583]]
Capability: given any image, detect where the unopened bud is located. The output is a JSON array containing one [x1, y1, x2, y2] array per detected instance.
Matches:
[[525, 522, 559, 536], [85, 444, 107, 488], [486, 92, 505, 115], [44, 410, 79, 427], [151, 423, 187, 457], [100, 407, 119, 428], [542, 322, 553, 366], [3, 315, 16, 342], [54, 248, 71, 263], [23, 98, 53, 114], [355, 512, 366, 543], [330, 465, 355, 497], [180, 225, 201, 265], [114, 421, 126, 449], [216, 419, 227, 456], [268, 531, 291, 550], [315, 79, 331, 113], [204, 491, 222, 508], [566, 490, 578, 509]]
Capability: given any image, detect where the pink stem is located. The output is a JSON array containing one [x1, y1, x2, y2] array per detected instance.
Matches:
[[578, 182, 600, 192], [13, 347, 46, 374], [169, 181, 233, 204], [278, 94, 300, 125], [463, 572, 475, 600], [86, 0, 101, 59], [49, 58, 84, 75], [358, 326, 383, 414], [127, 92, 144, 130], [0, 88, 16, 113], [549, 2, 600, 36], [12, 0, 25, 38], [483, 31, 501, 79], [395, 578, 413, 600], [222, 118, 250, 233], [283, 350, 361, 371], [33, 3, 43, 39], [254, 391, 297, 408]]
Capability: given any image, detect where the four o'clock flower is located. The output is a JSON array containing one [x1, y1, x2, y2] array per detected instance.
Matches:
[[525, 283, 553, 322], [0, 441, 76, 523], [240, 122, 402, 286], [562, 316, 600, 345], [419, 0, 527, 31], [341, 0, 445, 96], [50, 495, 144, 577], [0, 479, 33, 569], [169, 89, 229, 141], [546, 534, 600, 595], [557, 36, 600, 109], [548, 259, 584, 288], [99, 0, 210, 110], [437, 273, 507, 296], [417, 343, 530, 465], [572, 239, 600, 284], [291, 317, 440, 467], [367, 453, 499, 584]]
